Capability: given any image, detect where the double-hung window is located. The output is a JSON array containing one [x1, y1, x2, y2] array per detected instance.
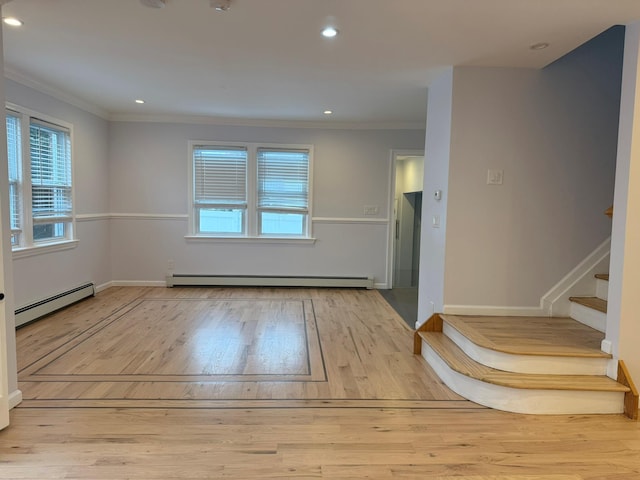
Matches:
[[190, 142, 312, 238], [5, 106, 74, 250]]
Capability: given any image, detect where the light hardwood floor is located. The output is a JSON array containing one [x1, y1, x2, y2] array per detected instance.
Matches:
[[1, 286, 639, 479]]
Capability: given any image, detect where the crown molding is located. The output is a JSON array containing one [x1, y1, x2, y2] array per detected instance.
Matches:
[[108, 113, 426, 131], [4, 68, 109, 119]]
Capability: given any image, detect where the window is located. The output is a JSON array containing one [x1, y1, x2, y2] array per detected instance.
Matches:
[[5, 106, 74, 250], [190, 142, 312, 238]]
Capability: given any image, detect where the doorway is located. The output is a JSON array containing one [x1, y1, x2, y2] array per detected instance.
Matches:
[[382, 152, 424, 328]]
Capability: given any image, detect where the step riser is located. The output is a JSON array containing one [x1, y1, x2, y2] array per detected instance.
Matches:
[[422, 341, 625, 415], [570, 303, 606, 332], [443, 322, 608, 376], [596, 278, 609, 301]]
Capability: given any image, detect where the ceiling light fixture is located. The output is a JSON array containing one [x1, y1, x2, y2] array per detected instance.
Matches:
[[323, 110, 333, 115], [3, 17, 23, 27], [135, 99, 145, 104], [321, 26, 338, 38], [211, 0, 231, 11], [530, 42, 550, 51]]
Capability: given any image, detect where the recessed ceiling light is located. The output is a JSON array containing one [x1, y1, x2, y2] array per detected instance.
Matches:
[[322, 26, 338, 38], [211, 0, 231, 11], [3, 17, 23, 27], [530, 42, 550, 51], [135, 99, 145, 104], [323, 110, 333, 115]]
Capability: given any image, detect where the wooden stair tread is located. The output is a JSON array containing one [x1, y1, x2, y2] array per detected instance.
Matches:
[[595, 273, 609, 281], [439, 314, 610, 358], [419, 332, 629, 393], [569, 296, 607, 313]]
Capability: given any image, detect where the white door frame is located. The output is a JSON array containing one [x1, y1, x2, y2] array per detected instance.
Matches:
[[0, 13, 11, 430], [386, 149, 424, 289]]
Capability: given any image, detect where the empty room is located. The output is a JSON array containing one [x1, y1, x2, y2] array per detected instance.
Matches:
[[0, 1, 640, 479]]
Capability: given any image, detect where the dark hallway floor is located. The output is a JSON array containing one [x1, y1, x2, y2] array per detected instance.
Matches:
[[379, 287, 418, 328]]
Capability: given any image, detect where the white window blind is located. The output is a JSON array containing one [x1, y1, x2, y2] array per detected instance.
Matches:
[[192, 145, 248, 235], [30, 119, 72, 226], [193, 146, 247, 205], [6, 113, 22, 246], [257, 148, 309, 211]]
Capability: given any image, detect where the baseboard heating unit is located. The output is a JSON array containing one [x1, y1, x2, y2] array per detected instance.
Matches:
[[166, 274, 374, 289], [15, 282, 95, 328]]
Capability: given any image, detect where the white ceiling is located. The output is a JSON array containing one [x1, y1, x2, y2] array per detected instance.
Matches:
[[2, 0, 640, 126]]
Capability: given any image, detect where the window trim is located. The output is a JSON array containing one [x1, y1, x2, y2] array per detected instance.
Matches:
[[6, 103, 76, 253], [187, 141, 313, 240]]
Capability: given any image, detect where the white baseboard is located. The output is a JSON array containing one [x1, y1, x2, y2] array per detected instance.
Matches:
[[9, 390, 22, 409], [443, 304, 546, 317], [111, 281, 167, 288], [94, 281, 114, 293]]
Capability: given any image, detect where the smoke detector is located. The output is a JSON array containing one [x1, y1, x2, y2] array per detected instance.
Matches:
[[211, 0, 231, 11], [140, 0, 166, 8]]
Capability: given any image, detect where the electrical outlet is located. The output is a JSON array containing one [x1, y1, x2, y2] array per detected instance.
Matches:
[[167, 259, 175, 270], [364, 205, 379, 216]]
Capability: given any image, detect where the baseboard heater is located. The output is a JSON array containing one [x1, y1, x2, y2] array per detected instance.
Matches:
[[166, 274, 374, 289], [15, 282, 95, 328]]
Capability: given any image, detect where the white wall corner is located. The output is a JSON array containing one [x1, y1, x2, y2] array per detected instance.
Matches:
[[8, 389, 22, 409], [541, 238, 611, 317]]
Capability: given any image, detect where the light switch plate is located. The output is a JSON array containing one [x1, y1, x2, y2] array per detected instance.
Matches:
[[364, 205, 379, 216], [487, 169, 504, 185]]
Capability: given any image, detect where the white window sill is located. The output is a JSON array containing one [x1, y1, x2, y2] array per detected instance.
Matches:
[[184, 235, 316, 245], [12, 239, 79, 259]]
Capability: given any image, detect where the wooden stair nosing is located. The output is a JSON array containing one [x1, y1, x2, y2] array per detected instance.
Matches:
[[595, 273, 609, 281], [569, 296, 607, 313], [419, 331, 629, 393], [439, 314, 611, 359]]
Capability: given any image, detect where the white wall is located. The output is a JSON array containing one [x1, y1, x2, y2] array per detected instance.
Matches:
[[607, 21, 640, 384], [108, 121, 424, 286], [418, 68, 453, 323], [441, 28, 622, 311], [4, 79, 111, 305]]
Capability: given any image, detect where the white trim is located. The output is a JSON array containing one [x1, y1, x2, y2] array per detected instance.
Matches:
[[442, 322, 608, 375], [541, 237, 611, 316], [111, 213, 189, 221], [109, 113, 425, 131], [8, 389, 22, 409], [184, 235, 316, 245], [422, 342, 624, 415], [312, 217, 389, 225], [95, 281, 114, 293], [4, 69, 109, 119], [12, 239, 79, 259], [111, 281, 166, 288], [374, 282, 389, 290], [76, 213, 112, 222], [442, 304, 546, 317]]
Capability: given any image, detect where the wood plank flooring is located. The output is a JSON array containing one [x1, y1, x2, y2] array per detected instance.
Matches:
[[1, 286, 639, 479], [440, 315, 610, 357]]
